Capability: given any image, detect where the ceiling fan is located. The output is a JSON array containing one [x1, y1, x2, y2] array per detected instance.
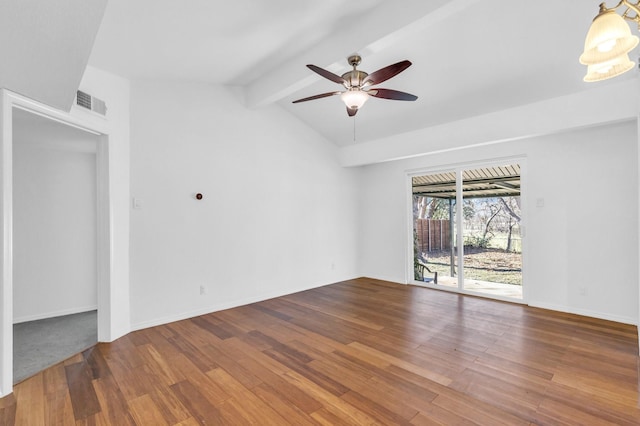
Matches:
[[292, 54, 418, 117]]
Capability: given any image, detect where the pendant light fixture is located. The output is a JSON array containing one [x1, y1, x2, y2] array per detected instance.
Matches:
[[580, 1, 640, 82]]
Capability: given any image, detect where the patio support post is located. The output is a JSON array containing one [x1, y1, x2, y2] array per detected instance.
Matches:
[[449, 198, 455, 277]]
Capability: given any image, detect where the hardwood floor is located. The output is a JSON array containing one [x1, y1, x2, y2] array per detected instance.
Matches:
[[1, 277, 639, 425]]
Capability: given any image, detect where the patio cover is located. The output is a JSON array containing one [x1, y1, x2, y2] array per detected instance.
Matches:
[[412, 164, 520, 199]]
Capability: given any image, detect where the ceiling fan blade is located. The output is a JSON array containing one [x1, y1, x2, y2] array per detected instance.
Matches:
[[307, 64, 347, 85], [292, 91, 342, 103], [347, 106, 358, 117], [368, 88, 417, 101], [362, 60, 412, 86]]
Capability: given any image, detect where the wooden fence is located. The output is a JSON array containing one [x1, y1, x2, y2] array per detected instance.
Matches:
[[416, 219, 451, 253]]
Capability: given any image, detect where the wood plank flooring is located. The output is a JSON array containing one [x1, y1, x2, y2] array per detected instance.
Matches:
[[1, 277, 639, 425]]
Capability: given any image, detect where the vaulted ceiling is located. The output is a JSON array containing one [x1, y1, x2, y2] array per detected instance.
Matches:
[[87, 0, 634, 147], [3, 1, 635, 147]]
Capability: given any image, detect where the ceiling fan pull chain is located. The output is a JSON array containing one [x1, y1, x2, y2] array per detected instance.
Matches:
[[353, 115, 356, 142]]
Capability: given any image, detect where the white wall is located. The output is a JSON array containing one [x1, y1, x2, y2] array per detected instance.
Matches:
[[77, 66, 131, 341], [13, 119, 98, 322], [358, 121, 639, 324], [129, 80, 360, 329], [340, 79, 639, 167]]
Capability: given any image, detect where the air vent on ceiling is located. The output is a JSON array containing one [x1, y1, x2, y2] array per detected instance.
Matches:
[[75, 90, 107, 116]]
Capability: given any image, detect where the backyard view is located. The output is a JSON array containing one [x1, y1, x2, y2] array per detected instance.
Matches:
[[412, 165, 522, 299], [462, 195, 522, 285]]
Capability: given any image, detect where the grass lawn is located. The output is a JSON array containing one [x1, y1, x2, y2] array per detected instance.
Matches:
[[421, 248, 522, 285]]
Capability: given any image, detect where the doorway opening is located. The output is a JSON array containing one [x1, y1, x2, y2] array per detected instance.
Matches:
[[411, 162, 523, 301], [12, 108, 100, 383], [0, 89, 115, 397]]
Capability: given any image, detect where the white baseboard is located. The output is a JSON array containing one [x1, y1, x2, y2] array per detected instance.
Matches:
[[368, 275, 637, 326], [130, 277, 359, 332], [14, 305, 98, 324], [525, 301, 637, 326], [362, 274, 407, 285]]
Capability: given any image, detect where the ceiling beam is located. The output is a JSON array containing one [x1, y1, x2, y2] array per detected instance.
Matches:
[[243, 0, 482, 109]]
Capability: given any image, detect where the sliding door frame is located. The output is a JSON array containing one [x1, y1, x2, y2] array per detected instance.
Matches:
[[406, 156, 528, 304]]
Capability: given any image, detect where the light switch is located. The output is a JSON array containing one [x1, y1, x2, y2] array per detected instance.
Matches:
[[132, 198, 143, 209], [536, 198, 544, 207]]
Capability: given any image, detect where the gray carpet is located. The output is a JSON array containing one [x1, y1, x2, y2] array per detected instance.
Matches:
[[13, 310, 97, 383]]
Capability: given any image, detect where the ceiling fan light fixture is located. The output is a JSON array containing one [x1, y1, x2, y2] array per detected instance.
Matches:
[[581, 9, 638, 64], [341, 89, 369, 110], [292, 55, 417, 116]]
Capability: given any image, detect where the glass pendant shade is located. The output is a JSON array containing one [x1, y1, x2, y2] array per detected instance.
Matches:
[[580, 10, 639, 65], [341, 89, 369, 109], [583, 51, 635, 81]]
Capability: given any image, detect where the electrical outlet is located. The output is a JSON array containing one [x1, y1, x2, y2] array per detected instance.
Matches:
[[579, 286, 587, 296], [199, 285, 207, 296]]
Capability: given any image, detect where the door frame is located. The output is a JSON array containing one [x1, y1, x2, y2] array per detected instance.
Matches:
[[406, 155, 528, 304], [0, 89, 114, 396]]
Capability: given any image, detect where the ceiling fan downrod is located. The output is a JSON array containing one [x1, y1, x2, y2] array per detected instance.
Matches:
[[343, 55, 368, 88]]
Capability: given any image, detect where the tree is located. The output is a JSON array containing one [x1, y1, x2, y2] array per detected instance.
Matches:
[[458, 198, 497, 249], [499, 197, 521, 252], [462, 199, 474, 220], [499, 197, 521, 222], [475, 198, 501, 242], [427, 197, 450, 220]]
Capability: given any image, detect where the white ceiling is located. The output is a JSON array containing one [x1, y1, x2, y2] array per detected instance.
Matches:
[[88, 0, 637, 146], [0, 0, 107, 111]]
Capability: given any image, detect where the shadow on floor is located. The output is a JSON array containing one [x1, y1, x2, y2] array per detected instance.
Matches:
[[13, 310, 97, 383]]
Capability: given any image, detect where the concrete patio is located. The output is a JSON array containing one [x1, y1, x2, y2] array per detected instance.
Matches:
[[418, 275, 523, 299]]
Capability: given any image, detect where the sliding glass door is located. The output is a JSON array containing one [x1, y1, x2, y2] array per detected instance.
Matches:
[[412, 171, 457, 288], [460, 165, 522, 299], [411, 162, 523, 301]]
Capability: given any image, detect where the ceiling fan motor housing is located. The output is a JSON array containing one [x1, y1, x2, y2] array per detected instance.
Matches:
[[342, 70, 368, 88]]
